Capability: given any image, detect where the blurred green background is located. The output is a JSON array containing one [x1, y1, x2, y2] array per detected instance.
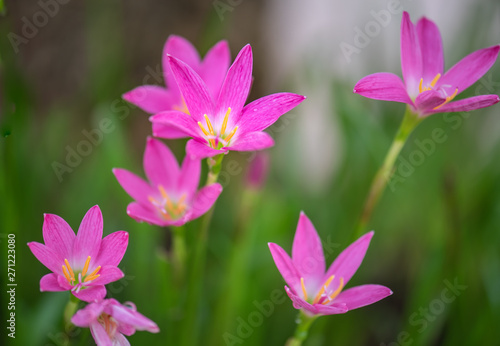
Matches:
[[1, 0, 500, 345]]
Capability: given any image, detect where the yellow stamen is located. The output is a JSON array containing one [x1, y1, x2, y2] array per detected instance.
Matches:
[[204, 114, 215, 136], [313, 275, 335, 304], [224, 126, 238, 143], [430, 73, 441, 87], [433, 88, 459, 110], [419, 78, 424, 93], [198, 120, 216, 148], [221, 107, 231, 135], [324, 277, 344, 304], [84, 266, 101, 282], [64, 259, 75, 281], [62, 265, 72, 283], [300, 277, 308, 301], [158, 185, 169, 201], [148, 196, 159, 205], [198, 122, 210, 136], [81, 256, 91, 277]]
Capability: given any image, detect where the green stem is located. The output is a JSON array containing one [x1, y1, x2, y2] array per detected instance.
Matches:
[[64, 294, 80, 329], [171, 225, 186, 285], [180, 154, 224, 346], [353, 107, 422, 240], [286, 311, 317, 346]]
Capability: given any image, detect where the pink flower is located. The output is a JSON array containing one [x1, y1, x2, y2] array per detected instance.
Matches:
[[113, 137, 222, 226], [245, 151, 269, 190], [354, 11, 500, 116], [71, 298, 159, 346], [123, 35, 230, 116], [150, 44, 306, 159], [268, 212, 392, 316], [27, 206, 128, 303]]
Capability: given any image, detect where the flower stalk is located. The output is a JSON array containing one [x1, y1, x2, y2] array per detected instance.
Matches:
[[171, 225, 187, 284], [286, 311, 317, 346]]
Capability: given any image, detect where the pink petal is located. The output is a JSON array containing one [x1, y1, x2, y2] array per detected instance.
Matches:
[[334, 284, 393, 310], [237, 93, 306, 132], [314, 303, 349, 315], [268, 243, 301, 294], [200, 40, 231, 100], [40, 273, 66, 292], [74, 285, 107, 303], [438, 45, 500, 94], [42, 213, 75, 260], [324, 231, 374, 290], [113, 168, 156, 206], [152, 122, 190, 139], [186, 139, 226, 159], [110, 304, 160, 333], [71, 302, 105, 327], [126, 202, 166, 226], [95, 231, 129, 267], [416, 17, 444, 83], [426, 94, 500, 115], [90, 320, 113, 346], [28, 242, 64, 275], [177, 154, 201, 199], [353, 72, 413, 104], [414, 89, 446, 112], [216, 44, 253, 121], [167, 55, 214, 122], [90, 266, 125, 286], [400, 11, 422, 97], [228, 131, 275, 152], [292, 212, 325, 289], [284, 285, 319, 315], [122, 86, 176, 114], [163, 35, 201, 91], [150, 111, 202, 139], [73, 205, 103, 265], [144, 137, 180, 191], [188, 183, 223, 221], [113, 333, 131, 345]]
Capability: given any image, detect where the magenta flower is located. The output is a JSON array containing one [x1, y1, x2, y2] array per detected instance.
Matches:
[[113, 137, 222, 226], [123, 35, 230, 116], [354, 11, 500, 116], [268, 212, 392, 316], [71, 298, 159, 346], [150, 44, 306, 159], [27, 206, 128, 302]]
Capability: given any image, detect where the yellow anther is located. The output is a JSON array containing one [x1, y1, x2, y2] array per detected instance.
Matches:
[[198, 122, 210, 136], [81, 256, 91, 277], [159, 185, 169, 201], [419, 78, 424, 93], [324, 277, 344, 303], [300, 277, 308, 301], [430, 73, 441, 87], [84, 266, 101, 282], [64, 259, 75, 281], [313, 275, 335, 304], [221, 107, 231, 135], [224, 126, 238, 143], [204, 114, 215, 136], [62, 265, 72, 284], [433, 88, 459, 110]]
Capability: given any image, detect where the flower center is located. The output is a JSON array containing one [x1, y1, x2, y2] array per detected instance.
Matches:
[[148, 185, 187, 221], [300, 275, 344, 305], [62, 256, 101, 291], [418, 73, 458, 110], [197, 107, 238, 149], [98, 313, 118, 339]]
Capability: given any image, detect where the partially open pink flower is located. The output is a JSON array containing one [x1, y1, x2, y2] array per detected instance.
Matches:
[[123, 35, 230, 116], [71, 298, 159, 346], [150, 44, 306, 159], [113, 137, 222, 226], [27, 206, 128, 302], [268, 212, 392, 316], [354, 11, 500, 117]]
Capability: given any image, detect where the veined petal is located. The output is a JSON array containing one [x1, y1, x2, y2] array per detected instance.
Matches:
[[324, 231, 374, 290], [90, 266, 125, 286], [150, 111, 201, 139], [400, 11, 422, 97], [73, 205, 103, 265], [95, 231, 129, 267], [188, 183, 223, 221], [438, 45, 500, 94], [42, 213, 75, 260], [228, 131, 275, 152], [90, 320, 113, 346], [414, 89, 446, 112], [177, 154, 201, 199], [40, 273, 66, 292], [426, 94, 500, 115], [292, 212, 325, 288], [113, 333, 130, 346], [268, 243, 301, 293], [152, 122, 190, 139], [167, 55, 214, 122], [334, 284, 392, 310], [164, 35, 202, 90], [113, 168, 156, 206], [200, 40, 231, 100], [28, 242, 64, 275], [126, 202, 167, 226], [122, 86, 176, 114], [144, 137, 180, 191], [74, 285, 107, 303], [216, 44, 253, 121], [110, 304, 160, 333], [353, 72, 413, 105], [416, 17, 444, 83], [314, 303, 349, 315], [71, 302, 105, 327], [238, 93, 306, 132], [284, 285, 319, 315], [186, 139, 225, 160]]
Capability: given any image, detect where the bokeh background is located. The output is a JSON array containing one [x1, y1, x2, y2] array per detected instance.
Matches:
[[2, 0, 500, 345]]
